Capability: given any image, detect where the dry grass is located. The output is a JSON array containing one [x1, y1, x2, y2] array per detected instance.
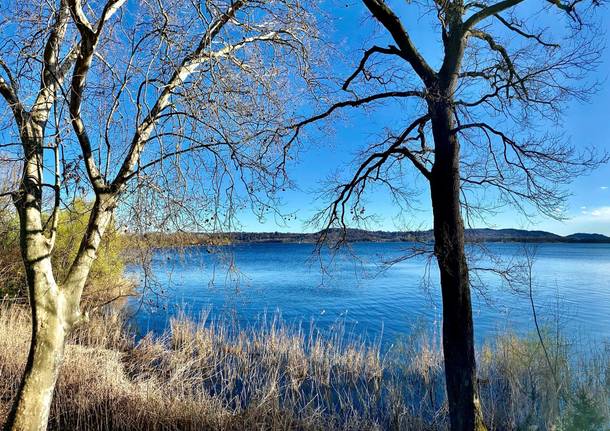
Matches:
[[0, 304, 608, 430], [0, 305, 386, 430]]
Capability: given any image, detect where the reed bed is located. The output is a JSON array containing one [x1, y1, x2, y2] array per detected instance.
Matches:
[[0, 304, 607, 430]]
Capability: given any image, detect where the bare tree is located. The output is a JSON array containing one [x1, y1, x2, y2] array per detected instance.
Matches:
[[286, 0, 605, 429], [0, 1, 317, 429]]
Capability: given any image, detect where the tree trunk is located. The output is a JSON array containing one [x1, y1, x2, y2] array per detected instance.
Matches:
[[5, 118, 114, 429], [6, 180, 71, 431], [5, 193, 115, 431], [5, 260, 68, 431], [430, 103, 486, 431]]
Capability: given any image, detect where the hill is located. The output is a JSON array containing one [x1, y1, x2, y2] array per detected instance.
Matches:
[[141, 228, 610, 246], [229, 228, 610, 244]]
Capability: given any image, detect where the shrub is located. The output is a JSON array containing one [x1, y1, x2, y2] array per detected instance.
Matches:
[[0, 208, 24, 297], [51, 199, 126, 287], [562, 388, 607, 431], [0, 199, 126, 301]]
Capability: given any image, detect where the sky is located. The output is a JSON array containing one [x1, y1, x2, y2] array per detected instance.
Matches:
[[0, 1, 607, 236], [239, 0, 610, 236]]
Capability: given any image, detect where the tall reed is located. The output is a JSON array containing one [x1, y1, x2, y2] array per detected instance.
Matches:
[[0, 304, 607, 430]]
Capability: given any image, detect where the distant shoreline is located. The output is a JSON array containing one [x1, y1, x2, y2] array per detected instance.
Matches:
[[132, 228, 610, 247]]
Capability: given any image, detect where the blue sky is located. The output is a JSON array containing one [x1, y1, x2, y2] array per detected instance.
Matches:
[[239, 0, 610, 235], [1, 1, 607, 235]]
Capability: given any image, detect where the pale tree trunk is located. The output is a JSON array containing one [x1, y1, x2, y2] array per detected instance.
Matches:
[[430, 102, 486, 431], [6, 123, 115, 430], [0, 3, 110, 428], [6, 256, 69, 431], [5, 121, 69, 431]]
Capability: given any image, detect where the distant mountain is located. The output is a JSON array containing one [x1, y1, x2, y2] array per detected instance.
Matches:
[[563, 233, 610, 243]]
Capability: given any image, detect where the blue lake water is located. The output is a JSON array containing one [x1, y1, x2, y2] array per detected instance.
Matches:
[[128, 242, 610, 348]]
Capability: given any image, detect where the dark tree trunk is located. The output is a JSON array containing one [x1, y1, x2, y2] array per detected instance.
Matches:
[[429, 102, 486, 431]]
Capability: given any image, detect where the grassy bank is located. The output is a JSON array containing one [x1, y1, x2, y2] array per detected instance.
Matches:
[[0, 304, 607, 430]]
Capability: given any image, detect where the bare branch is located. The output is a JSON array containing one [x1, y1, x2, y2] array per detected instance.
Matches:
[[362, 0, 437, 85], [0, 75, 24, 125], [342, 45, 404, 90], [492, 14, 560, 48], [286, 90, 425, 146], [314, 114, 430, 241], [68, 0, 128, 191], [111, 0, 247, 188], [462, 0, 525, 32], [468, 29, 528, 97], [31, 0, 75, 123]]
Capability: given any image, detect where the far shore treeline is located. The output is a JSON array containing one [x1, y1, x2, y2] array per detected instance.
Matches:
[[135, 228, 610, 248]]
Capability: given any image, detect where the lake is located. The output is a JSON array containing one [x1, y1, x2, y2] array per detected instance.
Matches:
[[127, 242, 610, 348]]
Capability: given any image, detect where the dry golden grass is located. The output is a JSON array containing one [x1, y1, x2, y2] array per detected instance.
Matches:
[[0, 305, 386, 430], [0, 304, 607, 430]]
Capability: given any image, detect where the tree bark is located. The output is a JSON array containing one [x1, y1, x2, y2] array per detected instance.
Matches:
[[5, 197, 114, 431], [429, 102, 486, 431], [5, 120, 114, 430], [5, 259, 68, 431], [5, 124, 72, 430]]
